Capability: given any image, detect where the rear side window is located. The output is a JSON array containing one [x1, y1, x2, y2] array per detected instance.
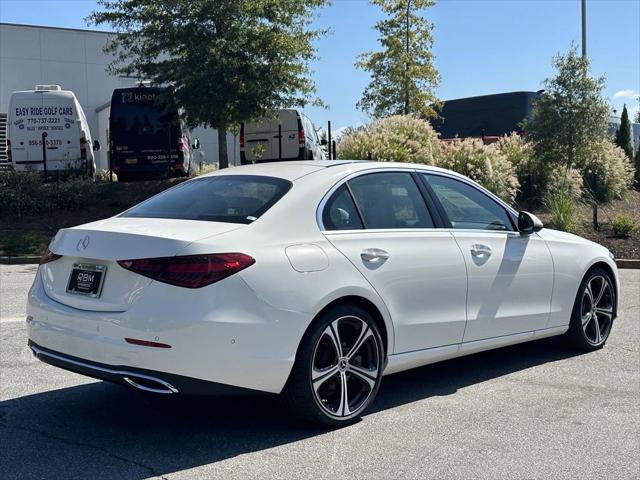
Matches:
[[424, 174, 513, 231], [348, 172, 434, 229], [323, 185, 363, 230], [122, 175, 291, 224]]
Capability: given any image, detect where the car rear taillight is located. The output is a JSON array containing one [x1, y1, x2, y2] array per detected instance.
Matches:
[[80, 137, 87, 160], [297, 117, 305, 148], [240, 123, 245, 149], [177, 138, 187, 152], [117, 253, 255, 288], [6, 140, 11, 162], [40, 249, 62, 264]]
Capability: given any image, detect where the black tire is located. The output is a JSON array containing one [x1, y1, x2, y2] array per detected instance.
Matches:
[[283, 304, 384, 427], [566, 267, 615, 351]]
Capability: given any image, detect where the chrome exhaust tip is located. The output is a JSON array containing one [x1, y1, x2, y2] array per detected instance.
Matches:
[[122, 375, 178, 394]]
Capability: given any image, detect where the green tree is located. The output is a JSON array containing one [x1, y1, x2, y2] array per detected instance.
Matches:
[[90, 0, 328, 168], [615, 104, 633, 160], [524, 46, 610, 170], [356, 0, 439, 119]]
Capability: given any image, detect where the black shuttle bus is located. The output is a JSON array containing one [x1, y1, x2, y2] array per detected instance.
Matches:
[[109, 87, 199, 181]]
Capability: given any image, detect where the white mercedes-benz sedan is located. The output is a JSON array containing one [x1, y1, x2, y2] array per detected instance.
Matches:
[[27, 160, 619, 426]]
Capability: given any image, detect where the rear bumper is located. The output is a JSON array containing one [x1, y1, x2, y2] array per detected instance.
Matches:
[[27, 268, 309, 394], [28, 340, 262, 396]]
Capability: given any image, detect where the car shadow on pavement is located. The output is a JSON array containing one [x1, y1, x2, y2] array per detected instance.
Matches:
[[0, 336, 582, 479]]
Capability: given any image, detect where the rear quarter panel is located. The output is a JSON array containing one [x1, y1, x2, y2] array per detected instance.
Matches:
[[175, 171, 396, 356]]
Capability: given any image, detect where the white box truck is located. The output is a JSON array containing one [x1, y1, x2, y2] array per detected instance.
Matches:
[[6, 85, 98, 177]]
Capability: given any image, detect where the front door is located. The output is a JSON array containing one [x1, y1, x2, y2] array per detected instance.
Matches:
[[422, 173, 554, 342]]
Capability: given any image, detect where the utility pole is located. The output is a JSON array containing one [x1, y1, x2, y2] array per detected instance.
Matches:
[[404, 0, 411, 115], [582, 0, 598, 229], [581, 0, 587, 58]]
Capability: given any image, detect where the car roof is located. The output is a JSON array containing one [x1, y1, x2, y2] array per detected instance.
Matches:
[[204, 160, 450, 181], [198, 160, 352, 181]]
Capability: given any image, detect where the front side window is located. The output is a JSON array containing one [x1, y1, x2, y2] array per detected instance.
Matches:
[[424, 174, 513, 231], [122, 175, 291, 224], [347, 172, 434, 229]]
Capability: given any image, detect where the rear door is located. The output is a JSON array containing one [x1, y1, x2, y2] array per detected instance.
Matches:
[[244, 117, 278, 161], [321, 170, 468, 354], [422, 173, 554, 342], [42, 92, 81, 170], [8, 93, 43, 167], [278, 110, 300, 159]]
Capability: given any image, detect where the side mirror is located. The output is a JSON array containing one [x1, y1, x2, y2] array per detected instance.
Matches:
[[192, 139, 200, 150], [93, 140, 101, 151], [518, 211, 543, 235], [320, 138, 328, 146]]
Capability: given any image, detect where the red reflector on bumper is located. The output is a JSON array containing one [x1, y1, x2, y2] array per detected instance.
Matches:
[[124, 338, 172, 349]]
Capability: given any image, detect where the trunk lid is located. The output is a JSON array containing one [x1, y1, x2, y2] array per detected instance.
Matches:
[[43, 217, 243, 311]]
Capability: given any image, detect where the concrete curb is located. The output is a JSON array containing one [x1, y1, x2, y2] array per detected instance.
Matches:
[[0, 256, 41, 265], [1, 256, 639, 268], [616, 259, 640, 269]]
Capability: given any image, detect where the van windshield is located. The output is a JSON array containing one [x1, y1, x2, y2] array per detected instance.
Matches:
[[121, 175, 292, 224]]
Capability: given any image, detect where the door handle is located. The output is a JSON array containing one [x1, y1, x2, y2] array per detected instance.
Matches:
[[470, 244, 492, 258], [360, 248, 390, 262]]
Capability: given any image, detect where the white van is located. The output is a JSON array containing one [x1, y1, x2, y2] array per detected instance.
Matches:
[[6, 85, 98, 176], [240, 109, 326, 164]]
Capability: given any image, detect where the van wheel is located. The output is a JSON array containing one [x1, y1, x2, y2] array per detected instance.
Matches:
[[566, 267, 615, 351], [283, 305, 384, 427]]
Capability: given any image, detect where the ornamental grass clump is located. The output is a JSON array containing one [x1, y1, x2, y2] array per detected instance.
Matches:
[[436, 138, 519, 203], [544, 190, 579, 234], [583, 140, 635, 203], [337, 115, 440, 165]]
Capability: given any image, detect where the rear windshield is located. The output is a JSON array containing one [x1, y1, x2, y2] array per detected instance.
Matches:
[[121, 175, 292, 224]]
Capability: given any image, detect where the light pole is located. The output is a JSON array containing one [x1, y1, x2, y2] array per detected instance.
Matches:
[[581, 0, 587, 58]]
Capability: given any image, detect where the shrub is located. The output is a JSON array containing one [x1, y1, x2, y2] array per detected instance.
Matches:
[[48, 177, 98, 210], [0, 171, 98, 216], [495, 133, 543, 204], [0, 170, 45, 217], [583, 140, 634, 203], [436, 138, 519, 203], [546, 164, 584, 201], [544, 190, 579, 233], [612, 213, 637, 238], [337, 115, 440, 165]]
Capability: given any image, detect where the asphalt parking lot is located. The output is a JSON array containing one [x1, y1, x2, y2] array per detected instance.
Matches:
[[1, 265, 638, 480]]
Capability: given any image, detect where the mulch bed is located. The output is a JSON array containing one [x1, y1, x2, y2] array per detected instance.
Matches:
[[535, 189, 640, 259]]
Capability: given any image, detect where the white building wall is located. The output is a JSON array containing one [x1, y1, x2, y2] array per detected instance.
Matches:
[[0, 23, 237, 168]]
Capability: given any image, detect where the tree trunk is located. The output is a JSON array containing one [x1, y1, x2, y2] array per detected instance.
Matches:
[[217, 123, 229, 169]]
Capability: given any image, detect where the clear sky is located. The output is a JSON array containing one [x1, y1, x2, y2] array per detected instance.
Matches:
[[1, 0, 639, 132]]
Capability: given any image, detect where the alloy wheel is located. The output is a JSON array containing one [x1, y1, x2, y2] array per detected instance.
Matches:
[[580, 275, 614, 345], [310, 315, 380, 418]]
